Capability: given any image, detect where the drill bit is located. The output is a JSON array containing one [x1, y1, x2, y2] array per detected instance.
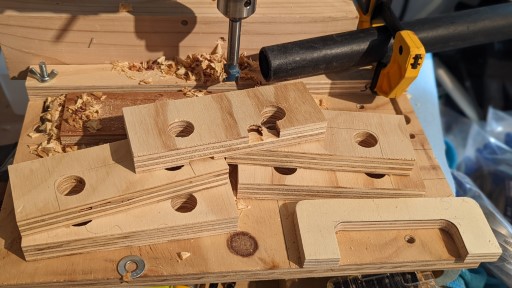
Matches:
[[217, 0, 257, 81]]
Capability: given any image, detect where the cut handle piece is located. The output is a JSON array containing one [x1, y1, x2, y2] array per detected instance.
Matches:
[[294, 197, 501, 268]]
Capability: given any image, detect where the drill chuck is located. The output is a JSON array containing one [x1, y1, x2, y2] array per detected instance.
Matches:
[[217, 0, 256, 20]]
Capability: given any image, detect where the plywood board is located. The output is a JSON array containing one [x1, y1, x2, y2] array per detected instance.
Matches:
[[123, 82, 327, 173], [237, 164, 425, 200], [0, 0, 358, 78], [295, 198, 501, 268], [22, 184, 238, 261], [228, 110, 416, 175], [8, 140, 229, 235]]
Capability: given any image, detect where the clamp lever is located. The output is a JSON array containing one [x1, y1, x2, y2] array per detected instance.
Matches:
[[357, 0, 425, 98]]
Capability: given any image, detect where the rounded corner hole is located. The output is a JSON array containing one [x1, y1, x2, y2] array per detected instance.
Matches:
[[261, 105, 286, 125], [168, 120, 194, 138], [354, 131, 378, 148], [165, 165, 184, 171], [171, 194, 197, 213], [72, 220, 92, 227], [365, 173, 386, 179], [404, 234, 416, 244], [273, 167, 298, 176], [56, 175, 86, 196], [403, 114, 411, 125], [409, 133, 416, 139]]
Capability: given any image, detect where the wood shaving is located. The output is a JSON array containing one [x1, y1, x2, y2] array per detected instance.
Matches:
[[177, 251, 191, 261], [112, 42, 262, 86], [179, 87, 211, 98], [27, 95, 68, 158], [119, 3, 133, 12], [138, 78, 152, 85], [63, 93, 105, 132]]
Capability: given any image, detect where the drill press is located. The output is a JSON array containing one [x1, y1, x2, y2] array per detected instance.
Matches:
[[217, 0, 257, 81]]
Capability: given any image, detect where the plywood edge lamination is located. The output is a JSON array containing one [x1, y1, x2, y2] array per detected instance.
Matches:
[[295, 198, 501, 268]]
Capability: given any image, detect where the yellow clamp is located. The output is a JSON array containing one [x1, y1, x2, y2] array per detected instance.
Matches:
[[355, 0, 379, 29], [374, 30, 425, 98]]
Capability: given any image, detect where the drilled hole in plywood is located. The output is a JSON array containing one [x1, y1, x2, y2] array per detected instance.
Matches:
[[56, 175, 86, 196], [165, 165, 184, 171], [403, 114, 411, 125], [168, 120, 194, 138], [365, 173, 386, 179], [405, 234, 416, 244], [260, 105, 286, 126], [354, 131, 378, 148], [409, 133, 416, 139], [171, 194, 197, 213], [273, 167, 298, 175], [72, 220, 92, 227]]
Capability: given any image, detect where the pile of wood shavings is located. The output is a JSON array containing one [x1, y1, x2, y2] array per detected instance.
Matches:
[[27, 95, 78, 158], [112, 43, 263, 86], [63, 92, 106, 132]]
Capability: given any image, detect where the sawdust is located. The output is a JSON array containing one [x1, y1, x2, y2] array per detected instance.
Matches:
[[112, 42, 263, 86], [63, 93, 105, 132], [27, 95, 76, 158], [179, 87, 211, 98], [177, 251, 191, 261]]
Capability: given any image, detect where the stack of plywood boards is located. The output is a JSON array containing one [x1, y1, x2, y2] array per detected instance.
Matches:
[[7, 82, 330, 261], [0, 78, 502, 286], [227, 110, 417, 175], [122, 82, 328, 173]]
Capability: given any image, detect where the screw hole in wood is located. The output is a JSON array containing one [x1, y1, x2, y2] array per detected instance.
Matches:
[[404, 234, 416, 244]]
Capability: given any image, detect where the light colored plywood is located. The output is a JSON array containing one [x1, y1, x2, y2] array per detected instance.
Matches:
[[0, 0, 358, 78], [8, 140, 229, 235], [228, 110, 416, 175], [237, 164, 425, 200], [123, 82, 327, 173], [22, 183, 238, 261], [295, 198, 501, 268]]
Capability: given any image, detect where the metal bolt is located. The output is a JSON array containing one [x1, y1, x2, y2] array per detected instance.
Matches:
[[28, 61, 58, 83]]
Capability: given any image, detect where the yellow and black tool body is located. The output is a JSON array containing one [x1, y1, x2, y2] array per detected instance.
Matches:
[[357, 0, 426, 98]]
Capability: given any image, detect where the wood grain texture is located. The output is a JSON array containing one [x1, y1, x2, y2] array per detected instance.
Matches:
[[21, 183, 238, 261], [0, 0, 358, 78], [228, 110, 416, 175], [123, 82, 327, 173], [295, 198, 501, 268], [237, 164, 425, 200], [24, 64, 372, 100], [8, 140, 229, 235], [60, 92, 187, 145]]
